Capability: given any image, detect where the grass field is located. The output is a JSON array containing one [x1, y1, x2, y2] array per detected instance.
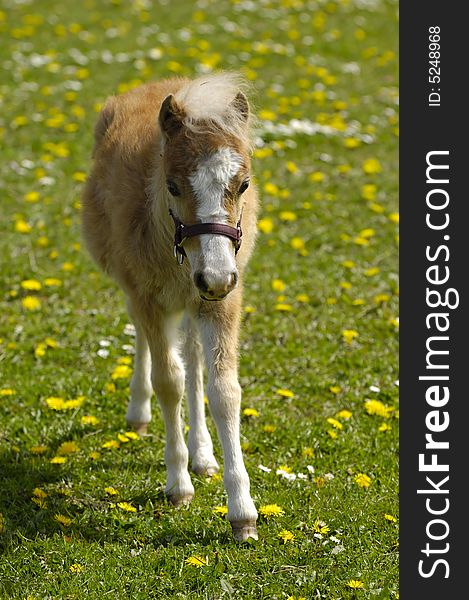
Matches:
[[0, 0, 399, 598]]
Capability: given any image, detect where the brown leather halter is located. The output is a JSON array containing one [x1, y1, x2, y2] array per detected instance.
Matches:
[[169, 208, 243, 264]]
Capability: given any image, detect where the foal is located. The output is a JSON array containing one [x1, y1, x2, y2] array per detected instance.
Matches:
[[81, 73, 259, 541]]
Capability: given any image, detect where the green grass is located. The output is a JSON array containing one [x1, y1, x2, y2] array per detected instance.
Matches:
[[0, 0, 398, 598]]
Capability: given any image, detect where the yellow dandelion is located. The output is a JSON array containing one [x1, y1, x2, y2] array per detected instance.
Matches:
[[313, 519, 330, 535], [378, 422, 392, 432], [111, 364, 132, 380], [384, 513, 397, 523], [346, 580, 364, 589], [389, 212, 399, 224], [327, 429, 338, 439], [20, 279, 42, 291], [44, 278, 62, 287], [185, 555, 207, 567], [50, 456, 67, 464], [278, 529, 295, 543], [295, 294, 310, 303], [244, 305, 256, 313], [258, 504, 284, 518], [212, 505, 228, 516], [117, 502, 137, 512], [80, 415, 99, 426], [336, 409, 352, 420], [45, 397, 65, 410], [329, 385, 341, 394], [258, 218, 274, 234], [32, 497, 48, 509], [54, 514, 72, 526], [354, 473, 372, 488], [34, 343, 47, 358], [308, 171, 325, 183], [117, 356, 132, 365], [276, 388, 294, 398], [22, 296, 41, 311], [342, 329, 358, 344], [15, 219, 32, 233], [89, 451, 101, 460], [124, 431, 139, 440], [353, 236, 369, 246], [102, 440, 120, 449], [364, 399, 394, 418], [63, 397, 85, 410], [302, 446, 314, 457], [362, 158, 382, 174], [57, 441, 79, 455], [279, 211, 297, 222], [104, 487, 119, 496], [359, 228, 375, 239], [24, 191, 40, 203], [69, 563, 84, 573], [72, 171, 87, 182], [290, 237, 305, 251], [0, 388, 15, 396], [243, 407, 260, 417], [326, 417, 343, 430], [344, 137, 361, 149], [30, 445, 48, 454], [275, 303, 293, 312], [259, 110, 277, 121], [117, 433, 131, 443], [263, 424, 277, 433], [364, 267, 380, 276], [361, 184, 377, 201], [271, 279, 286, 292]]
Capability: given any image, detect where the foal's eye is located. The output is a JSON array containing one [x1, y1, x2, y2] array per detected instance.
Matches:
[[167, 180, 180, 197], [238, 179, 250, 194]]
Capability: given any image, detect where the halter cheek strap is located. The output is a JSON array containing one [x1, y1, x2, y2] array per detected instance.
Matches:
[[169, 209, 243, 264]]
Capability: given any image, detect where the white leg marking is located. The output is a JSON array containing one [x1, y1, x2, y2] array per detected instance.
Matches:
[[149, 318, 194, 505], [182, 315, 219, 476], [126, 323, 153, 428], [198, 317, 257, 539]]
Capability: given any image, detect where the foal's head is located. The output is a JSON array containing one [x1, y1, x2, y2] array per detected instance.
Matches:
[[158, 77, 252, 301]]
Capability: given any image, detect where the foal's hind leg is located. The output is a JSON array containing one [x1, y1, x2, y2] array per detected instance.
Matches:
[[182, 314, 219, 477], [146, 314, 194, 506], [126, 301, 153, 434]]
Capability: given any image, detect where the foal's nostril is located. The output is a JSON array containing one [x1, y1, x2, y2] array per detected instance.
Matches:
[[194, 271, 209, 293], [230, 271, 239, 288]]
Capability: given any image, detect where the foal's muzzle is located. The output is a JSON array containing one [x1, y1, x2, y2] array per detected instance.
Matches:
[[194, 269, 238, 300], [168, 209, 242, 265]]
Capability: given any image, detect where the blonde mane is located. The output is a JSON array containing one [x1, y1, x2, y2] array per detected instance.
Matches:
[[174, 72, 253, 145]]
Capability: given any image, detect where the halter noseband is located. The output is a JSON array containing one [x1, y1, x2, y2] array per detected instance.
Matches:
[[169, 208, 243, 264]]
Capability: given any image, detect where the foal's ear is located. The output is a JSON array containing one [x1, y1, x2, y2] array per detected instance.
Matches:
[[158, 94, 185, 138], [231, 91, 250, 123]]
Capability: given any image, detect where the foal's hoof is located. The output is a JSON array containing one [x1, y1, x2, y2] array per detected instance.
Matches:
[[126, 421, 148, 435], [167, 492, 194, 507], [230, 519, 258, 542]]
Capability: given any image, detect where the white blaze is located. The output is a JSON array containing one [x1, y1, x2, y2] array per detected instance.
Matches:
[[189, 147, 242, 222], [187, 148, 242, 279]]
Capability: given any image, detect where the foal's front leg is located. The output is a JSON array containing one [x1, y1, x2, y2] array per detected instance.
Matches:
[[182, 314, 219, 476], [197, 302, 258, 541], [145, 315, 194, 506]]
